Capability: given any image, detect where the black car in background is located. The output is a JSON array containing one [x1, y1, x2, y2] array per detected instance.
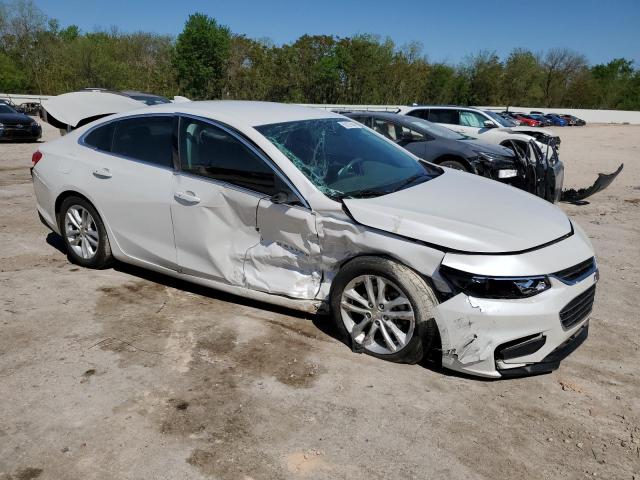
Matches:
[[340, 111, 565, 202], [0, 102, 42, 142], [341, 111, 519, 179]]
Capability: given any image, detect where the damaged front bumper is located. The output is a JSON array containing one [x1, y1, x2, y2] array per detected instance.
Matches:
[[434, 271, 596, 378], [561, 164, 624, 203]]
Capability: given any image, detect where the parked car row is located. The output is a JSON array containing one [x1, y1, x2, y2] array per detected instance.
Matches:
[[514, 110, 588, 127], [529, 110, 587, 127], [31, 100, 599, 379]]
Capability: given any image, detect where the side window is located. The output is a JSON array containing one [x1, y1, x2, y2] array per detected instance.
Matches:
[[111, 116, 173, 167], [348, 115, 366, 126], [84, 123, 115, 152], [407, 109, 429, 120], [459, 110, 487, 128], [180, 118, 278, 196], [400, 125, 424, 141], [428, 109, 459, 125], [372, 119, 399, 140]]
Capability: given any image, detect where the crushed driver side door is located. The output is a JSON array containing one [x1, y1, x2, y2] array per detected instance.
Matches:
[[244, 190, 322, 300]]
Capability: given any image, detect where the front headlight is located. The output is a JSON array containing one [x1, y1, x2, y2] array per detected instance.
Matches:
[[441, 266, 551, 299], [474, 151, 519, 176], [31, 121, 39, 127], [498, 169, 518, 178]]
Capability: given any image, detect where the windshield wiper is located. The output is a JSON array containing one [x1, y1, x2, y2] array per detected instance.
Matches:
[[340, 188, 391, 199], [389, 173, 428, 193]]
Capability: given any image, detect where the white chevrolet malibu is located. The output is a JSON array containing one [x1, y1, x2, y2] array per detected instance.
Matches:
[[31, 101, 598, 378]]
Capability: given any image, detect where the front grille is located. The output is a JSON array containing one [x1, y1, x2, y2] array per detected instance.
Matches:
[[560, 285, 596, 329], [553, 257, 596, 284], [1, 128, 36, 138]]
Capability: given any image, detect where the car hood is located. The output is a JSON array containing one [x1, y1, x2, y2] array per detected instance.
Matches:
[[459, 139, 514, 157], [343, 170, 572, 253], [502, 126, 555, 136], [0, 113, 33, 124]]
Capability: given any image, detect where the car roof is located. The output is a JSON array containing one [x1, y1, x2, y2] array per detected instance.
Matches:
[[341, 110, 402, 120], [145, 100, 343, 126], [342, 110, 443, 129], [404, 105, 468, 110]]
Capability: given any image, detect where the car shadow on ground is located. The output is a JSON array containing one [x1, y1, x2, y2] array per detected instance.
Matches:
[[46, 231, 336, 335], [46, 232, 522, 381]]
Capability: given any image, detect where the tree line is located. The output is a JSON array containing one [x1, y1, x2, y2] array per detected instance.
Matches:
[[1, 0, 639, 110]]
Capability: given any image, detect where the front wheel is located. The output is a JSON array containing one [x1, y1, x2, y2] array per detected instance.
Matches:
[[329, 256, 439, 364], [439, 159, 468, 171]]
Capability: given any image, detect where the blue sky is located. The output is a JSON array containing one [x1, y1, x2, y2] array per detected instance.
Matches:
[[35, 0, 640, 65]]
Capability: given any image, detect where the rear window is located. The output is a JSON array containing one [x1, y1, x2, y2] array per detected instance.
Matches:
[[428, 109, 459, 125], [111, 116, 173, 167]]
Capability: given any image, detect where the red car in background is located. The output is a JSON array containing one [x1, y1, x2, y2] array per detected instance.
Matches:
[[501, 112, 543, 127]]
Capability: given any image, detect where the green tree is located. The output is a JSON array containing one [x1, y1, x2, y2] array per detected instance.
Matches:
[[591, 58, 635, 108], [541, 48, 588, 107], [462, 50, 504, 105], [502, 49, 543, 106], [173, 13, 231, 99], [0, 51, 26, 90]]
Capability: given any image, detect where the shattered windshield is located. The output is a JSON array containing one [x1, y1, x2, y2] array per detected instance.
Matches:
[[256, 118, 442, 200]]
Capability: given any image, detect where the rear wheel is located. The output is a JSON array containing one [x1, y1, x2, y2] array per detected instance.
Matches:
[[439, 159, 468, 171], [330, 256, 439, 364], [58, 196, 113, 269]]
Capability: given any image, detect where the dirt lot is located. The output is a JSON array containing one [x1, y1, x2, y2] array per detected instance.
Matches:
[[1, 121, 639, 480]]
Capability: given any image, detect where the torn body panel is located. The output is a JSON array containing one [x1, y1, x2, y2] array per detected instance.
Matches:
[[561, 164, 624, 203], [435, 224, 596, 377], [313, 210, 446, 301], [435, 271, 596, 378], [171, 174, 262, 286], [244, 201, 322, 299]]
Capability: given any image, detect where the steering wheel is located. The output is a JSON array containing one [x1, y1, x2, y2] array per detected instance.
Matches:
[[337, 157, 366, 179]]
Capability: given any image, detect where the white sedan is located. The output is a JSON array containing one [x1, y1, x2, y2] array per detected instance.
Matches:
[[31, 101, 597, 378]]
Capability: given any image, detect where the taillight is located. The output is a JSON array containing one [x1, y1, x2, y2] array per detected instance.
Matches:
[[32, 150, 42, 166]]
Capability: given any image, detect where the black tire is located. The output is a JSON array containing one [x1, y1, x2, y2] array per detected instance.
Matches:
[[329, 256, 439, 364], [439, 159, 468, 171], [58, 196, 113, 269]]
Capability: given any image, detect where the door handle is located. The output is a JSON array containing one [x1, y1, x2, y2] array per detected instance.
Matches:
[[92, 167, 112, 178], [174, 191, 201, 204]]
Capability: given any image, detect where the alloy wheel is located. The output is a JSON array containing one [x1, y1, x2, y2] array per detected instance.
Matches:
[[64, 205, 99, 259], [340, 275, 415, 355]]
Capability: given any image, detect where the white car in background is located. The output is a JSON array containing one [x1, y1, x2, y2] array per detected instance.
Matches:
[[397, 105, 560, 155], [31, 101, 597, 378]]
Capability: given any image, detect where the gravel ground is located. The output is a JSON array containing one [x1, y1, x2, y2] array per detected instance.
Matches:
[[0, 121, 639, 480]]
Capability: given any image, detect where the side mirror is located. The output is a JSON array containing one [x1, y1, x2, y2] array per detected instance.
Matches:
[[270, 190, 299, 205], [483, 120, 496, 129]]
